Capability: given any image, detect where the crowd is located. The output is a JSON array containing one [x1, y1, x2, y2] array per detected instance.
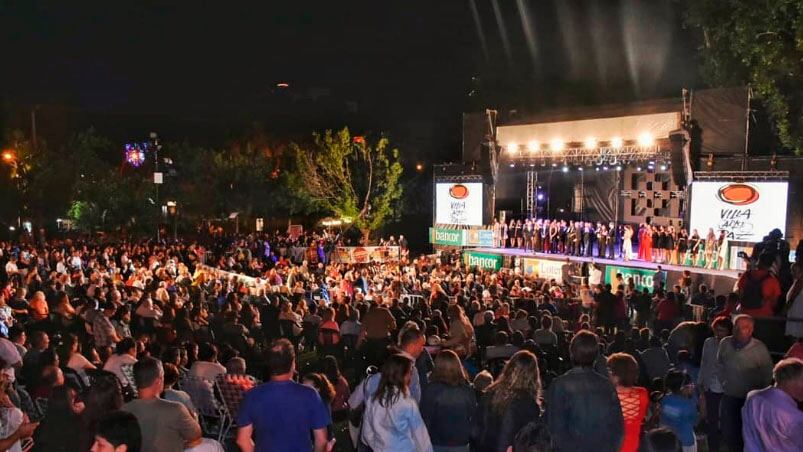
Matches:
[[492, 218, 802, 271], [0, 227, 801, 452]]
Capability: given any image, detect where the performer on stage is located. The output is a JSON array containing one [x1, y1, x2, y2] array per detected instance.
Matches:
[[541, 219, 550, 253], [704, 228, 717, 269], [607, 222, 616, 260], [717, 229, 728, 270], [492, 219, 501, 248], [507, 219, 516, 248], [666, 226, 676, 265], [567, 221, 578, 256], [583, 222, 595, 257], [558, 220, 567, 254], [642, 225, 654, 263], [549, 220, 559, 254], [676, 228, 688, 266], [597, 223, 608, 259], [523, 219, 533, 251], [652, 226, 661, 263], [533, 219, 542, 252], [500, 220, 508, 249], [688, 229, 700, 266], [623, 224, 634, 261]]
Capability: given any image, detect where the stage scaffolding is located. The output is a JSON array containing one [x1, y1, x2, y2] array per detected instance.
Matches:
[[505, 143, 667, 166]]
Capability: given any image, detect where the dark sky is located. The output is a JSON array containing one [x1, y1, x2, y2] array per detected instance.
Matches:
[[0, 0, 700, 157]]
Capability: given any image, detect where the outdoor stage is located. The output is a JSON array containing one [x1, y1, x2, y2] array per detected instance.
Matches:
[[465, 247, 740, 295]]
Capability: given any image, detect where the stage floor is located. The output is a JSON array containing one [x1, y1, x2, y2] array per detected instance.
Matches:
[[468, 247, 740, 279]]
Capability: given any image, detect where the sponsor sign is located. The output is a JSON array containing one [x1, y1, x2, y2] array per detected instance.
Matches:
[[287, 224, 303, 240], [333, 246, 400, 264], [429, 227, 465, 246], [463, 251, 503, 271], [690, 182, 788, 242], [466, 229, 494, 247], [435, 182, 483, 226], [605, 265, 666, 292], [521, 258, 564, 281]]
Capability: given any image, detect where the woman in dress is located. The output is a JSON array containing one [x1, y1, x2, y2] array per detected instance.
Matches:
[[548, 221, 559, 254], [652, 226, 661, 263], [508, 220, 516, 249], [637, 224, 647, 261], [704, 228, 717, 269], [607, 353, 649, 452], [688, 229, 701, 267], [666, 227, 676, 265], [716, 230, 728, 270], [514, 220, 523, 249], [623, 225, 634, 261], [676, 229, 688, 267], [642, 225, 653, 262]]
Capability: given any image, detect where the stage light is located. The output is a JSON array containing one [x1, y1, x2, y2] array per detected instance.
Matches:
[[616, 165, 622, 171], [610, 137, 623, 148], [529, 163, 535, 167], [578, 167, 584, 172], [507, 143, 518, 153], [562, 166, 569, 173], [603, 165, 609, 171], [659, 164, 667, 171], [584, 137, 597, 149], [638, 132, 654, 147], [550, 139, 564, 152], [509, 163, 515, 168], [537, 193, 544, 201], [636, 166, 642, 171], [527, 140, 539, 152], [551, 162, 557, 167]]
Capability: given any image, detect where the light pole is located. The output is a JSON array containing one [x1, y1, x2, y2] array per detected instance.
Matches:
[[166, 201, 177, 241], [150, 133, 163, 242], [2, 149, 23, 229]]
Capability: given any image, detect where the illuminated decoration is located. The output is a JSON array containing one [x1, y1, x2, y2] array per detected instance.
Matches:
[[527, 140, 539, 152], [637, 132, 655, 147], [1, 150, 15, 162], [124, 143, 147, 167], [584, 137, 597, 149], [507, 142, 518, 153], [549, 139, 564, 152], [610, 137, 624, 148]]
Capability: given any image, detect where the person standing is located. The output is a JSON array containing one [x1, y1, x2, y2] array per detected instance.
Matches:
[[786, 262, 803, 338], [360, 354, 433, 452], [737, 252, 782, 318], [236, 339, 331, 452], [741, 358, 803, 452], [623, 225, 634, 261], [697, 316, 732, 452], [420, 350, 477, 452], [546, 331, 624, 452], [716, 315, 773, 452], [659, 370, 698, 452], [607, 353, 649, 452]]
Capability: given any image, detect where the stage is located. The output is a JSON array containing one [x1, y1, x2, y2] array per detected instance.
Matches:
[[464, 247, 740, 295]]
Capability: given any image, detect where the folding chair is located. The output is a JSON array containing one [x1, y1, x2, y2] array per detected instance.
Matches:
[[215, 373, 257, 419], [119, 363, 138, 397], [182, 375, 232, 443]]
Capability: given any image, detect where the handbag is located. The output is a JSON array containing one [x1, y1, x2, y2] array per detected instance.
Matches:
[[348, 374, 373, 427]]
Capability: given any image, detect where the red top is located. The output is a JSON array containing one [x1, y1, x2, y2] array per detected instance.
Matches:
[[736, 269, 781, 317], [656, 297, 678, 321], [616, 386, 649, 452]]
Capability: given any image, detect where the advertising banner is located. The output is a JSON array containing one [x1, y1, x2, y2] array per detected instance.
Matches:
[[690, 182, 788, 242], [333, 246, 400, 264], [521, 258, 565, 281], [463, 251, 503, 271], [435, 182, 483, 226], [429, 227, 466, 246], [466, 229, 494, 247], [605, 265, 666, 292]]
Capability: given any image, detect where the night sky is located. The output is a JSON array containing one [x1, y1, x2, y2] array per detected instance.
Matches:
[[1, 0, 700, 160]]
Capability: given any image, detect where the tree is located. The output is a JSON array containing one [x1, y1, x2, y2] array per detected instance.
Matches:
[[289, 127, 403, 238], [683, 0, 803, 154]]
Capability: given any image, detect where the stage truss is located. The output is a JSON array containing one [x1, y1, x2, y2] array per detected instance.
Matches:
[[503, 144, 669, 166]]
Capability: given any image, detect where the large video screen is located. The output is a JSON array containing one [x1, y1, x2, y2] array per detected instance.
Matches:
[[690, 181, 788, 242], [435, 182, 483, 226]]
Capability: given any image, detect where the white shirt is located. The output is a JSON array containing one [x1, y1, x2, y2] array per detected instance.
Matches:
[[103, 353, 138, 384], [589, 267, 603, 286], [189, 361, 226, 381]]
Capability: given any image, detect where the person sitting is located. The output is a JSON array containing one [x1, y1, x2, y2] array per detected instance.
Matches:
[[188, 342, 226, 381], [103, 338, 137, 386], [161, 363, 197, 419], [32, 385, 83, 452], [122, 357, 203, 451], [531, 316, 558, 347], [90, 410, 142, 452], [484, 332, 518, 362]]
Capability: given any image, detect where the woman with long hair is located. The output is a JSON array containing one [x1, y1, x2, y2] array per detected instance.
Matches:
[[607, 353, 649, 452], [79, 374, 124, 451], [32, 385, 83, 452], [442, 305, 474, 357], [360, 354, 433, 451], [688, 229, 701, 267], [704, 228, 717, 269], [471, 350, 543, 452], [420, 350, 477, 452], [320, 355, 350, 422], [623, 225, 634, 261]]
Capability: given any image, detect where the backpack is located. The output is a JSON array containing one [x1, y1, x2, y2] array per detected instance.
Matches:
[[739, 272, 770, 309]]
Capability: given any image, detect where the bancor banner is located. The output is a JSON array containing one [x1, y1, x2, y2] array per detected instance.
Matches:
[[333, 246, 400, 264], [521, 258, 564, 281], [463, 251, 503, 271], [466, 229, 494, 247], [605, 265, 666, 292], [429, 227, 465, 246]]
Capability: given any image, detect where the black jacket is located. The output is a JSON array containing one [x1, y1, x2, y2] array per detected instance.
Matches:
[[472, 390, 542, 452], [420, 382, 477, 447]]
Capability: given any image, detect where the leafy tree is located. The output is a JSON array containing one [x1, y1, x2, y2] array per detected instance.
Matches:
[[289, 128, 403, 238], [683, 0, 803, 153]]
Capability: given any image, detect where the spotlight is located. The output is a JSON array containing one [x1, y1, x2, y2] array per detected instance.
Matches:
[[659, 164, 667, 171], [595, 167, 600, 172], [584, 137, 597, 149], [527, 140, 539, 152], [537, 193, 544, 201], [616, 165, 622, 171], [603, 165, 609, 171], [529, 163, 535, 167], [637, 133, 654, 147], [550, 139, 565, 152], [508, 143, 518, 153], [578, 167, 584, 172], [636, 166, 642, 171], [509, 163, 515, 168], [551, 162, 557, 167], [610, 137, 624, 148], [562, 166, 569, 173]]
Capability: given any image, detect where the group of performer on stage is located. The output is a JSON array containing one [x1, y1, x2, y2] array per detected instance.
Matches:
[[491, 217, 730, 269]]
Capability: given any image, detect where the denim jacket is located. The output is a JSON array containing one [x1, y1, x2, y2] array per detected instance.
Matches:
[[546, 367, 624, 452]]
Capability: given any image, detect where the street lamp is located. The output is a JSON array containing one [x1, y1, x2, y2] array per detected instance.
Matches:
[[166, 201, 177, 241], [1, 150, 15, 163]]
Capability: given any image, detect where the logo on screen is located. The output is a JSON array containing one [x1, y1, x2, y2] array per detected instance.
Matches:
[[449, 184, 469, 199], [717, 184, 759, 206]]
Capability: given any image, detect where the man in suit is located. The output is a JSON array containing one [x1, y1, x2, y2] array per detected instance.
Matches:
[[583, 223, 595, 257]]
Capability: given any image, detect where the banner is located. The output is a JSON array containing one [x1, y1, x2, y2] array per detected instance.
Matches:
[[463, 251, 503, 271], [605, 265, 666, 292], [521, 258, 564, 281], [466, 229, 494, 247], [333, 246, 400, 264], [429, 227, 465, 246], [288, 224, 303, 240], [435, 182, 483, 226], [690, 181, 788, 242]]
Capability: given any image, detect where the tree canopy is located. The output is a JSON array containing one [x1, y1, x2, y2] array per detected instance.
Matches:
[[683, 0, 803, 154], [289, 127, 403, 236]]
